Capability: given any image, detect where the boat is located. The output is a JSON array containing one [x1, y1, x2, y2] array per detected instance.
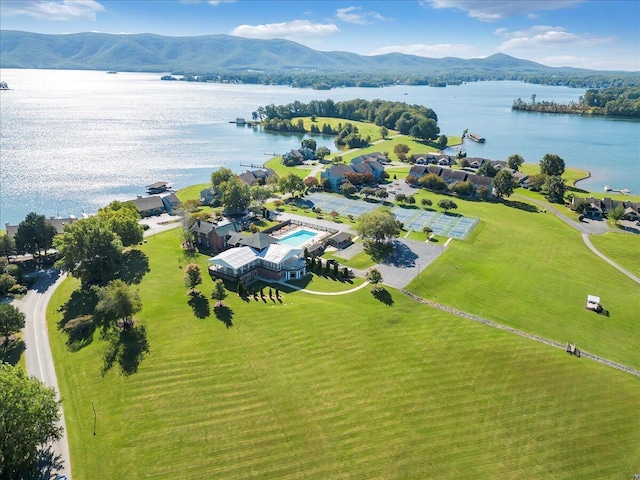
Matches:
[[468, 133, 486, 143], [106, 71, 118, 74], [0, 81, 9, 90], [604, 185, 612, 191]]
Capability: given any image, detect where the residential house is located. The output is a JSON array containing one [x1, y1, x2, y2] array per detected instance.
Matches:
[[208, 243, 307, 284], [321, 164, 357, 190], [282, 148, 315, 166], [238, 168, 277, 187], [129, 195, 165, 217], [159, 192, 180, 214], [4, 215, 79, 239], [624, 206, 640, 222], [199, 187, 216, 206], [190, 219, 238, 253]]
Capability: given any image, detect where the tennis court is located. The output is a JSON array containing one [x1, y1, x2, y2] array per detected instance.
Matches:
[[390, 206, 478, 240], [304, 192, 379, 217]]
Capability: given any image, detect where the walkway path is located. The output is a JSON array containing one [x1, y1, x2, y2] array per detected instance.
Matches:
[[403, 290, 640, 378], [278, 280, 370, 295]]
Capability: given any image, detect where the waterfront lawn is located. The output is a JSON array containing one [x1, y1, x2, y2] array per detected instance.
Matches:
[[175, 182, 210, 203], [589, 231, 640, 279], [406, 195, 640, 370], [48, 228, 640, 479], [299, 116, 392, 142]]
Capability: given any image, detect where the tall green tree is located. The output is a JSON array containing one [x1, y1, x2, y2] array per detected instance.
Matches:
[[14, 212, 57, 256], [544, 175, 566, 203], [492, 169, 516, 198], [220, 177, 251, 215], [211, 279, 228, 307], [250, 184, 272, 208], [540, 153, 565, 177], [54, 217, 124, 286], [366, 268, 383, 292], [379, 126, 389, 139], [96, 201, 143, 247], [0, 234, 16, 260], [316, 146, 331, 160], [356, 210, 400, 245], [506, 153, 524, 171], [210, 167, 234, 187], [301, 138, 317, 152], [477, 162, 498, 178], [94, 279, 142, 330], [609, 204, 625, 225], [278, 173, 305, 197], [0, 303, 26, 346], [437, 199, 458, 212], [393, 143, 410, 161], [0, 363, 63, 480]]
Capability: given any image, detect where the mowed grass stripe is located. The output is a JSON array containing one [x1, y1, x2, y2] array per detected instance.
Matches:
[[48, 228, 640, 479]]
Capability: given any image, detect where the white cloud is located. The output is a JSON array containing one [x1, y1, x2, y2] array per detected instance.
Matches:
[[336, 6, 387, 25], [424, 0, 583, 21], [495, 25, 614, 50], [370, 43, 476, 58], [178, 0, 235, 4], [1, 0, 105, 21], [541, 55, 640, 71], [231, 20, 339, 41]]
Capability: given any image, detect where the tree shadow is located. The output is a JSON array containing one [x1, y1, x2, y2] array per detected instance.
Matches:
[[32, 445, 64, 480], [188, 291, 210, 319], [101, 324, 150, 376], [62, 315, 96, 352], [119, 249, 150, 285], [381, 242, 418, 268], [364, 242, 395, 262], [501, 199, 539, 213], [214, 305, 234, 328], [372, 287, 394, 306], [0, 338, 25, 365], [57, 287, 98, 328]]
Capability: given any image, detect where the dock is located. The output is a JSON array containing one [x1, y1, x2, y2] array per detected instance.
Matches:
[[468, 133, 486, 143]]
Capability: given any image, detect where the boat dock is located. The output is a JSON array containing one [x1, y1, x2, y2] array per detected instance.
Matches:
[[468, 133, 486, 143]]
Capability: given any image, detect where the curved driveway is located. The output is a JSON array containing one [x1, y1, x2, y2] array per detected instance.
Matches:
[[14, 269, 72, 479]]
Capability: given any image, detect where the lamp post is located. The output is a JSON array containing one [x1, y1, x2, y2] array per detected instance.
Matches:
[[91, 400, 96, 435]]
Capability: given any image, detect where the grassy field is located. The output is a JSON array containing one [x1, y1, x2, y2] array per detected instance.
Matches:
[[590, 231, 640, 279], [49, 228, 640, 479]]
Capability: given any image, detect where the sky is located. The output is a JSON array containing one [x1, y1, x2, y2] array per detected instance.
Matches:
[[1, 0, 638, 71]]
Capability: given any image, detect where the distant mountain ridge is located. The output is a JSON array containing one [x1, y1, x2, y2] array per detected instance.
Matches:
[[1, 30, 636, 83]]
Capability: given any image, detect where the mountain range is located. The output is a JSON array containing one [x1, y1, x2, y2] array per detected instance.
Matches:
[[1, 30, 636, 87]]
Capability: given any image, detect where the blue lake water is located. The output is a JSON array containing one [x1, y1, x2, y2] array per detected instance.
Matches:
[[1, 69, 638, 226]]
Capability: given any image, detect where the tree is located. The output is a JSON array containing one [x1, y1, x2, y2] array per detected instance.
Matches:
[[0, 233, 16, 260], [360, 186, 376, 199], [540, 153, 565, 177], [303, 176, 319, 190], [437, 199, 458, 212], [395, 193, 407, 204], [506, 153, 524, 171], [477, 185, 490, 200], [301, 138, 317, 152], [366, 268, 383, 292], [210, 167, 234, 187], [356, 210, 400, 244], [340, 181, 357, 196], [54, 217, 124, 286], [14, 212, 57, 257], [96, 201, 143, 247], [0, 303, 25, 346], [183, 264, 202, 293], [393, 143, 410, 161], [405, 194, 416, 205], [609, 204, 625, 225], [375, 189, 389, 201], [477, 162, 497, 178], [434, 134, 448, 150], [544, 175, 566, 203], [221, 176, 251, 215], [316, 146, 330, 160], [379, 126, 389, 139], [0, 273, 17, 296], [421, 198, 433, 208], [250, 184, 272, 208], [278, 173, 305, 197], [449, 181, 475, 197], [492, 169, 516, 198], [0, 363, 63, 480], [94, 279, 142, 330], [211, 279, 228, 307]]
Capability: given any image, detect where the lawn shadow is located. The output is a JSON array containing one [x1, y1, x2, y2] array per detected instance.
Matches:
[[372, 287, 394, 306], [214, 304, 234, 328], [0, 338, 25, 365], [381, 241, 418, 268], [364, 242, 395, 262], [501, 199, 539, 213], [101, 323, 150, 376], [57, 287, 98, 326], [30, 269, 61, 293], [188, 291, 210, 319], [32, 445, 64, 480], [62, 315, 96, 352], [119, 249, 150, 284]]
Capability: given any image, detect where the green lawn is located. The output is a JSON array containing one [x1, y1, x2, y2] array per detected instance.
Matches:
[[49, 228, 640, 479], [406, 194, 640, 370], [589, 231, 640, 279]]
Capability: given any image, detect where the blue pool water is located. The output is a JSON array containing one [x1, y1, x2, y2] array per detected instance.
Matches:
[[278, 230, 317, 247]]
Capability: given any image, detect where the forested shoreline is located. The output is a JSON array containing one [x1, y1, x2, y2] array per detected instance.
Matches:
[[512, 86, 640, 118]]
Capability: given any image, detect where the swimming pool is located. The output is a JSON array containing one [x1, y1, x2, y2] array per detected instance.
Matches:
[[277, 229, 318, 247]]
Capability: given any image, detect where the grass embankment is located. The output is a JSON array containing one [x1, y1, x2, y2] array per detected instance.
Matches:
[[49, 228, 640, 479], [589, 232, 640, 279]]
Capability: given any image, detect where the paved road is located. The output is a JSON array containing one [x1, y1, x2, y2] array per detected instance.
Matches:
[[14, 269, 72, 479], [582, 233, 640, 285]]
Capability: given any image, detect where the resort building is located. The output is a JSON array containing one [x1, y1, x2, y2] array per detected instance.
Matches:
[[190, 219, 238, 253]]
